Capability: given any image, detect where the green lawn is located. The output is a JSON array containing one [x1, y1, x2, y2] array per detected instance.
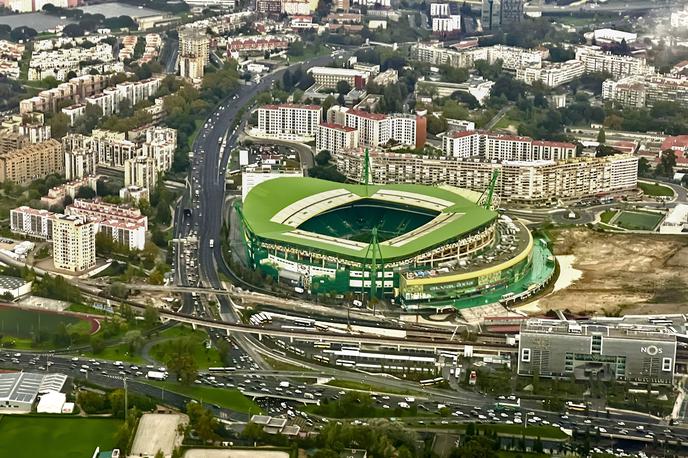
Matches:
[[150, 326, 223, 369], [82, 342, 146, 364], [147, 381, 262, 414], [599, 210, 617, 224], [494, 108, 521, 130], [614, 211, 663, 231], [0, 416, 122, 458], [0, 306, 91, 340], [638, 182, 674, 197]]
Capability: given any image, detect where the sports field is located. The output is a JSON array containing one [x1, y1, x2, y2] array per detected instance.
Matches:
[[614, 211, 663, 231], [0, 416, 121, 458], [0, 306, 95, 339]]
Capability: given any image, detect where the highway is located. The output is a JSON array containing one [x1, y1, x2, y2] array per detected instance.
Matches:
[[172, 53, 336, 371]]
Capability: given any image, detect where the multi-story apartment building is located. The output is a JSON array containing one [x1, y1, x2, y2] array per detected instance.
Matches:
[[481, 0, 523, 30], [140, 126, 177, 173], [10, 206, 56, 240], [0, 139, 63, 185], [52, 214, 96, 272], [256, 0, 282, 14], [66, 199, 148, 251], [64, 147, 97, 181], [602, 74, 688, 108], [575, 46, 654, 79], [124, 156, 157, 190], [179, 26, 209, 65], [333, 107, 426, 149], [410, 42, 541, 71], [90, 130, 138, 167], [518, 319, 676, 385], [442, 131, 576, 161], [516, 60, 585, 87], [179, 55, 205, 80], [335, 148, 638, 204], [316, 123, 360, 154], [256, 104, 322, 138], [226, 35, 291, 55], [27, 43, 114, 81], [0, 129, 29, 155], [307, 67, 369, 90]]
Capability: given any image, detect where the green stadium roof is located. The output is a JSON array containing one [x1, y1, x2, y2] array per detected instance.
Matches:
[[241, 177, 497, 262]]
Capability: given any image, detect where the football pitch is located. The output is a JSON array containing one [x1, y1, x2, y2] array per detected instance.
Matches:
[[0, 416, 122, 458], [614, 211, 663, 231]]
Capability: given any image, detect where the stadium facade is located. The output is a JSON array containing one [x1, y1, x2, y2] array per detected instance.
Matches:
[[237, 177, 554, 309]]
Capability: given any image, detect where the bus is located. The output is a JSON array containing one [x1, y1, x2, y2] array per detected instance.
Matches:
[[419, 377, 444, 386], [495, 399, 520, 411], [335, 360, 356, 368], [566, 401, 587, 412], [208, 367, 236, 373], [293, 318, 313, 327], [313, 342, 331, 349]]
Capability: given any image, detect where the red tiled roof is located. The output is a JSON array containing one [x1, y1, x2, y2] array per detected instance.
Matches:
[[448, 130, 479, 139]]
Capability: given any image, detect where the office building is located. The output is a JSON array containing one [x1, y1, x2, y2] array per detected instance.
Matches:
[[481, 0, 523, 30], [518, 319, 676, 385], [316, 123, 360, 154], [256, 104, 322, 138], [124, 156, 157, 190], [307, 67, 369, 90], [52, 215, 96, 272], [335, 149, 638, 205], [0, 139, 63, 185]]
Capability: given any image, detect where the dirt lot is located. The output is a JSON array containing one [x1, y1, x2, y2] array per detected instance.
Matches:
[[536, 228, 688, 315]]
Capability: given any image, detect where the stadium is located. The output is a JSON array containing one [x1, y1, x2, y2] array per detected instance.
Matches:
[[237, 177, 555, 310]]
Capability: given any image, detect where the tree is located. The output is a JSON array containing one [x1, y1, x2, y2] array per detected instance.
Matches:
[[638, 157, 651, 177], [187, 402, 220, 443], [656, 149, 677, 177], [287, 41, 304, 56], [62, 23, 85, 37], [143, 304, 160, 328], [49, 113, 71, 139], [596, 127, 606, 144], [76, 186, 96, 199], [321, 95, 336, 118], [315, 150, 332, 165], [90, 334, 105, 354], [336, 80, 352, 95]]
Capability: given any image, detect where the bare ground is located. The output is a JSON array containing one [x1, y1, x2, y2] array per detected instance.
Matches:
[[537, 228, 688, 315]]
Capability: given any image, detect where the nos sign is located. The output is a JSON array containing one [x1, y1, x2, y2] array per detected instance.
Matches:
[[641, 345, 663, 355]]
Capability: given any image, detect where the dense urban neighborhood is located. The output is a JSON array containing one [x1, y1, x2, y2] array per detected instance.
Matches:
[[0, 0, 686, 457]]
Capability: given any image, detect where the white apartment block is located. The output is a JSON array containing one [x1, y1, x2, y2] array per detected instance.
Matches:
[[91, 130, 138, 167], [62, 104, 87, 126], [140, 126, 177, 173], [575, 46, 654, 79], [124, 156, 158, 190], [430, 3, 450, 16], [179, 55, 205, 80], [410, 43, 541, 71], [10, 206, 55, 240], [64, 148, 97, 181], [66, 199, 148, 251], [442, 131, 576, 161], [602, 74, 688, 108], [335, 149, 638, 204], [28, 43, 114, 81], [257, 104, 322, 137], [52, 215, 96, 273], [307, 67, 369, 90], [338, 108, 425, 149], [516, 60, 585, 87], [316, 123, 360, 154], [485, 45, 543, 70], [432, 16, 461, 33]]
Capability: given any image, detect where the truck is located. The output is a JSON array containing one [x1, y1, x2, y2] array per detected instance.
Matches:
[[209, 239, 215, 248], [147, 370, 167, 381], [279, 381, 290, 388]]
